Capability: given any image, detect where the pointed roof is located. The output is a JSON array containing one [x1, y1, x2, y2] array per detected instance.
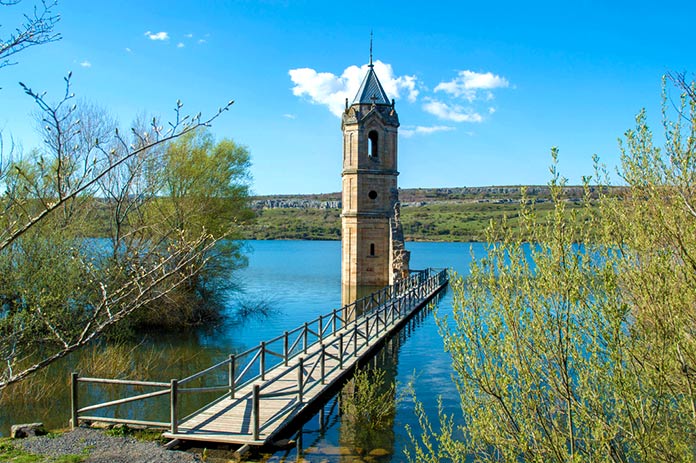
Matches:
[[352, 64, 391, 106]]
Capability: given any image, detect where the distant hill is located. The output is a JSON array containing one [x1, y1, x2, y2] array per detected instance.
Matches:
[[250, 186, 600, 210], [244, 186, 615, 242]]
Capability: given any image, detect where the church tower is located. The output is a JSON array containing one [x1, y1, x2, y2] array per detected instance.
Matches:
[[341, 53, 405, 305]]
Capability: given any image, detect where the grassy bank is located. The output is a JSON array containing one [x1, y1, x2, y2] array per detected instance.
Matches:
[[242, 199, 588, 242]]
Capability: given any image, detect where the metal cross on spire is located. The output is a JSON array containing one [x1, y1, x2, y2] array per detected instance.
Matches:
[[369, 30, 373, 68]]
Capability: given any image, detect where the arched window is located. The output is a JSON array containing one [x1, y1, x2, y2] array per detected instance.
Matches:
[[368, 130, 379, 158], [370, 243, 375, 256]]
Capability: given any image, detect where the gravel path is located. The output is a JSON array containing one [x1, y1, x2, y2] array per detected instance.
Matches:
[[18, 427, 202, 463]]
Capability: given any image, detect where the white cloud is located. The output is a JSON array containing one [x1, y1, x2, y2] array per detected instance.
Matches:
[[283, 113, 297, 119], [401, 125, 455, 138], [184, 33, 193, 38], [289, 60, 419, 117], [488, 107, 496, 114], [79, 60, 91, 68], [197, 39, 207, 44], [144, 31, 169, 41], [435, 70, 509, 101], [423, 99, 483, 123], [125, 47, 132, 53], [177, 42, 185, 48]]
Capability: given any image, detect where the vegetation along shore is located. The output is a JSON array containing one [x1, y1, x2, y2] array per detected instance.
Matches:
[[243, 185, 616, 242]]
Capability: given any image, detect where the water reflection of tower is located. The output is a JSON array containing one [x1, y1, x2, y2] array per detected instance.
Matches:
[[336, 293, 445, 461]]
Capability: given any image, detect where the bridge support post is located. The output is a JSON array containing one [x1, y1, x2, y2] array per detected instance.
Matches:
[[252, 384, 260, 441], [229, 355, 236, 399], [297, 357, 304, 403], [170, 379, 178, 434], [70, 372, 78, 430]]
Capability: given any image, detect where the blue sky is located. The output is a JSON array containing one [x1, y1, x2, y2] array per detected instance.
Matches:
[[1, 0, 694, 195]]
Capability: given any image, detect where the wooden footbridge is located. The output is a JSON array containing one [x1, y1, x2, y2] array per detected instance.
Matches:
[[70, 268, 448, 449]]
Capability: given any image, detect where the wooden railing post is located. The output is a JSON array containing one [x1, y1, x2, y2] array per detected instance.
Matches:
[[365, 315, 370, 346], [353, 323, 358, 356], [252, 384, 260, 441], [339, 333, 344, 369], [170, 379, 178, 434], [260, 342, 266, 381], [320, 344, 326, 385], [318, 316, 323, 341], [284, 331, 289, 366], [297, 357, 304, 403], [70, 372, 78, 429], [303, 323, 308, 354], [229, 354, 236, 399], [332, 309, 337, 333]]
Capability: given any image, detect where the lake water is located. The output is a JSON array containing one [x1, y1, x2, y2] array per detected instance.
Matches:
[[0, 240, 486, 462]]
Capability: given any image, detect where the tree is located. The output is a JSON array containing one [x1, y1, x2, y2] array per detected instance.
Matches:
[[130, 128, 253, 327], [0, 1, 253, 391], [0, 73, 239, 390], [407, 75, 696, 462]]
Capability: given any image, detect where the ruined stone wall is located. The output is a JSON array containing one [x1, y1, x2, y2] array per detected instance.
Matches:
[[389, 189, 410, 284]]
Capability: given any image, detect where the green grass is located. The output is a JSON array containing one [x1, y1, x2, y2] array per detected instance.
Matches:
[[0, 439, 86, 463], [243, 208, 341, 240], [241, 200, 588, 242], [105, 425, 167, 443]]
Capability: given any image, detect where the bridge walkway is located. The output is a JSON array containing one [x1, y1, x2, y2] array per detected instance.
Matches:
[[70, 269, 449, 448]]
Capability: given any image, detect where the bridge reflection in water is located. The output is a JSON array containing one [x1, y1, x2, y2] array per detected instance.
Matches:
[[69, 269, 448, 453]]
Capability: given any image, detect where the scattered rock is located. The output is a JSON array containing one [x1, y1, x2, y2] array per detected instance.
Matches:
[[18, 427, 200, 462], [318, 445, 352, 455], [271, 438, 295, 449], [10, 423, 47, 438], [368, 448, 391, 457], [251, 199, 341, 210]]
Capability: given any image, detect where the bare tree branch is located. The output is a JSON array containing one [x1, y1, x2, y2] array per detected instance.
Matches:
[[0, 75, 233, 252], [0, 0, 60, 69]]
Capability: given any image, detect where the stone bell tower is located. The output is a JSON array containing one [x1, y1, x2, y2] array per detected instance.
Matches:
[[341, 52, 409, 305]]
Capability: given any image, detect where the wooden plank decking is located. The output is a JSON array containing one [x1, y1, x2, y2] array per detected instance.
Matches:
[[73, 269, 449, 448]]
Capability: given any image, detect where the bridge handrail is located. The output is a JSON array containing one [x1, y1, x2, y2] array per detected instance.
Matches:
[[250, 278, 442, 435], [69, 268, 449, 435]]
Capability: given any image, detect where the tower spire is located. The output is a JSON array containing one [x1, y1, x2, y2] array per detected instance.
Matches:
[[369, 30, 373, 68]]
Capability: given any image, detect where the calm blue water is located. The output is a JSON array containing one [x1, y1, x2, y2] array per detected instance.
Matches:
[[210, 240, 484, 461], [0, 239, 487, 461]]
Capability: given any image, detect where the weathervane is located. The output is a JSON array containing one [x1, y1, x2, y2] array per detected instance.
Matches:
[[369, 30, 373, 68]]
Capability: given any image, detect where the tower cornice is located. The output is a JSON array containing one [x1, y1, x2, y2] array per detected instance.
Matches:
[[342, 104, 399, 129], [341, 168, 399, 176]]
